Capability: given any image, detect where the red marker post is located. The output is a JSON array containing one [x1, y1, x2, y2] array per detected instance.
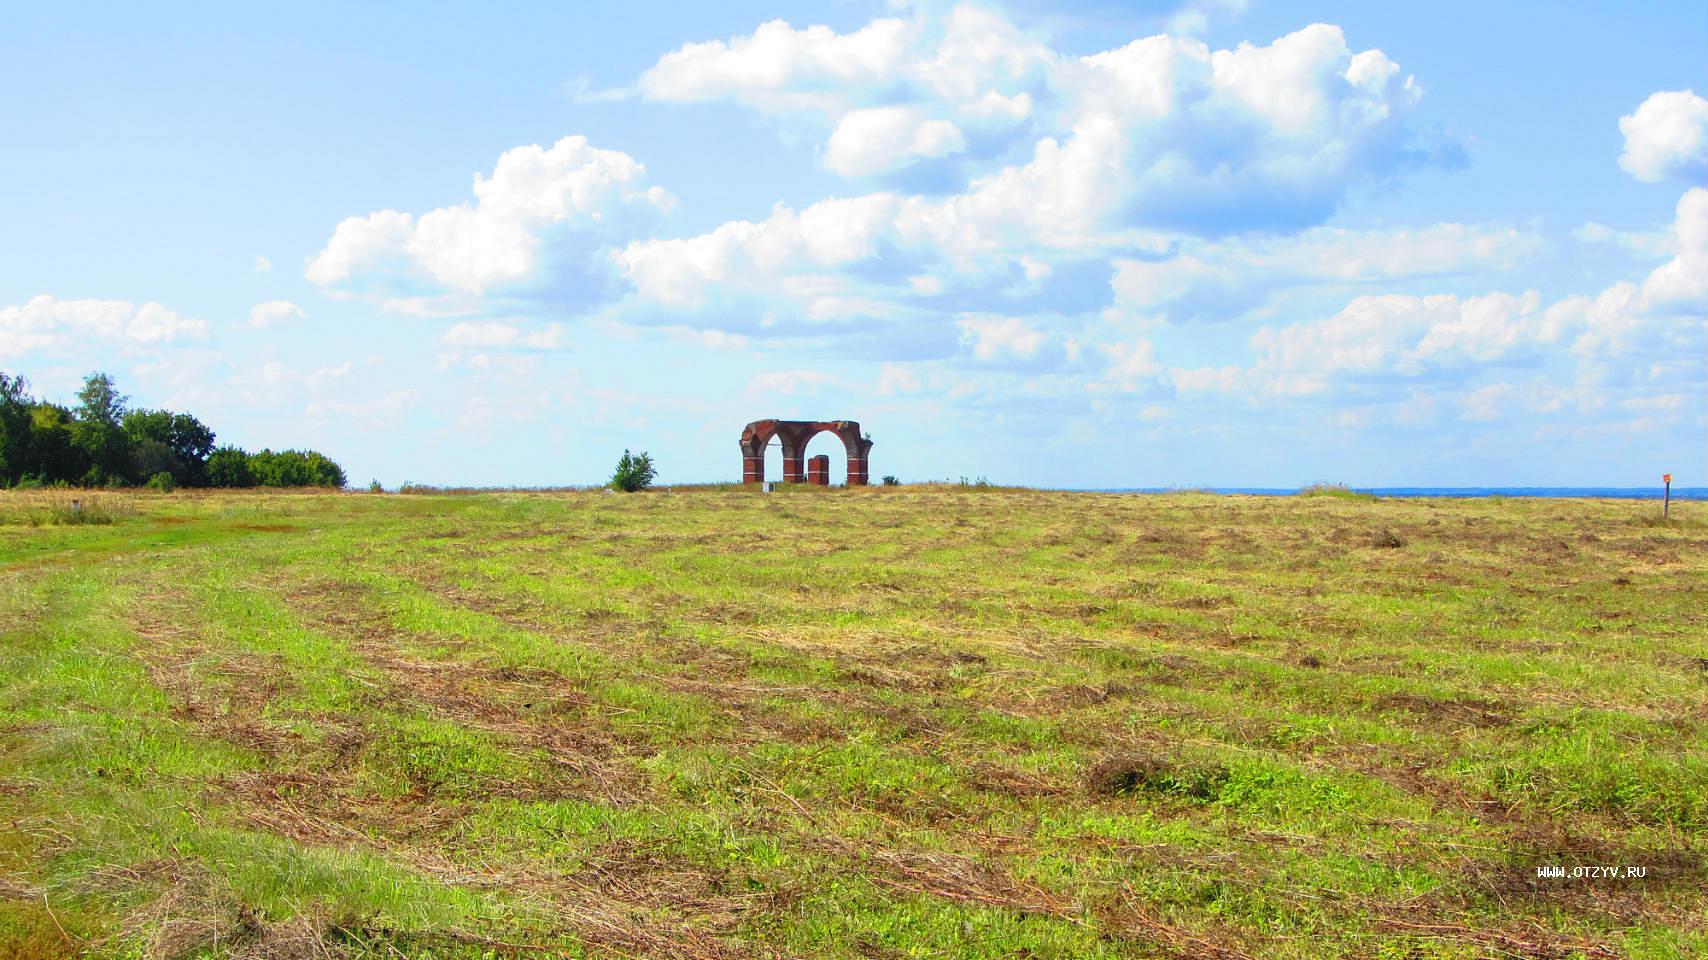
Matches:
[[1663, 473, 1672, 519]]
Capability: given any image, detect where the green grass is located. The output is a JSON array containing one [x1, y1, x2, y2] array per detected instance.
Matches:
[[1, 487, 1704, 958]]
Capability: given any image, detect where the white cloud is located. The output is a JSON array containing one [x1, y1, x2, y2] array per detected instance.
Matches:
[[0, 295, 206, 358], [876, 362, 923, 395], [1569, 221, 1672, 258], [1103, 339, 1163, 386], [1186, 183, 1706, 415], [1169, 0, 1249, 37], [248, 299, 304, 328], [561, 74, 635, 104], [824, 106, 966, 176], [958, 314, 1046, 360], [640, 17, 912, 113], [305, 209, 415, 288], [1110, 221, 1543, 320], [253, 255, 273, 274], [614, 193, 900, 307], [613, 12, 1434, 332], [1459, 382, 1515, 422], [669, 327, 750, 350], [746, 369, 836, 396], [1618, 90, 1708, 182], [439, 321, 567, 350], [307, 136, 673, 297], [1640, 186, 1708, 304], [1249, 290, 1555, 396], [1171, 365, 1245, 394], [638, 9, 1424, 233]]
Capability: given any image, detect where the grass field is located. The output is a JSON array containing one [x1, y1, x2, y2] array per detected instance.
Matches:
[[2, 486, 1704, 959]]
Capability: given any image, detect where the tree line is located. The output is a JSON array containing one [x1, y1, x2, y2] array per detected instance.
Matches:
[[0, 371, 345, 490]]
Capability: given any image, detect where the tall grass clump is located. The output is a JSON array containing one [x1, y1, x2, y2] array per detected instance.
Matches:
[[0, 491, 132, 526], [1298, 482, 1375, 501]]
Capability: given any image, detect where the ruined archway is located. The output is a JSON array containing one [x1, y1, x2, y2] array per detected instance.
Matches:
[[740, 419, 873, 485]]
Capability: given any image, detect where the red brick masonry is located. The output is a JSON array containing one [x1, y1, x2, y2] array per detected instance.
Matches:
[[739, 419, 873, 485]]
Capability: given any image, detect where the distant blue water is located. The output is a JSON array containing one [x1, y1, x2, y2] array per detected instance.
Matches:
[[1086, 487, 1708, 500]]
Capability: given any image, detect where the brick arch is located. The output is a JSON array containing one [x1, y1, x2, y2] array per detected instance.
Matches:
[[740, 419, 873, 485]]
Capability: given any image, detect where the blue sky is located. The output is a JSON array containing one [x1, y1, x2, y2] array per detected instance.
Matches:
[[3, 0, 1703, 487]]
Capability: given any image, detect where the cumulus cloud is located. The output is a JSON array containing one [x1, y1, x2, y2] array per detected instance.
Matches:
[[640, 17, 912, 113], [1191, 184, 1707, 410], [248, 299, 304, 328], [307, 136, 673, 297], [824, 106, 966, 176], [614, 194, 901, 309], [1247, 291, 1556, 396], [639, 8, 1426, 225], [1640, 186, 1708, 304], [614, 13, 1435, 332], [1618, 90, 1708, 182], [1, 295, 206, 358], [288, 5, 1695, 447]]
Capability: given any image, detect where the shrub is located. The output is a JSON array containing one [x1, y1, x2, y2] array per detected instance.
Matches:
[[146, 471, 175, 492], [205, 446, 254, 487], [610, 450, 656, 492], [247, 449, 346, 487], [368, 479, 384, 493], [882, 475, 900, 486]]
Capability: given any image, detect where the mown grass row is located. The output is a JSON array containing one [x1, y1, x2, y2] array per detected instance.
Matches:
[[1, 488, 1704, 958]]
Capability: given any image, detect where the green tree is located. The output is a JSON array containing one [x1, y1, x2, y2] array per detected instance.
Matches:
[[302, 450, 347, 488], [27, 403, 87, 483], [205, 446, 254, 487], [123, 409, 216, 486], [245, 448, 346, 488], [0, 372, 32, 486], [71, 372, 131, 484], [609, 449, 656, 492]]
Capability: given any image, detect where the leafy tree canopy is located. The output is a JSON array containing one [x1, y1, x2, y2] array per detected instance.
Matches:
[[0, 370, 345, 490]]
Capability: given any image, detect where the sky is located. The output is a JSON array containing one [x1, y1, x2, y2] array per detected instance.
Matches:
[[2, 0, 1704, 488]]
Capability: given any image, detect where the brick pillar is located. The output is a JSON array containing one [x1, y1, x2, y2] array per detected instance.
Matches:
[[742, 455, 763, 484], [846, 457, 868, 486], [807, 455, 829, 485], [781, 445, 806, 483]]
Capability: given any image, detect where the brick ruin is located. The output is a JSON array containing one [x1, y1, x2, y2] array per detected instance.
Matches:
[[740, 419, 873, 486]]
